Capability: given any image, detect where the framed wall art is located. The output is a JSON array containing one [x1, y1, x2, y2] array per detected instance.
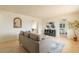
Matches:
[[13, 17, 22, 28]]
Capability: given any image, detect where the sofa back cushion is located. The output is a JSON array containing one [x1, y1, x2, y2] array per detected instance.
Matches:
[[20, 31, 24, 35], [24, 31, 30, 37], [30, 33, 40, 41]]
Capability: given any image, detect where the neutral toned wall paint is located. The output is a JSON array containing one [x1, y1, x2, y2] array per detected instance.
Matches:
[[0, 10, 79, 42], [0, 11, 40, 42], [41, 12, 79, 39]]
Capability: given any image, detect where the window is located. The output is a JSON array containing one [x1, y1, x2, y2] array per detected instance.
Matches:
[[60, 23, 65, 28]]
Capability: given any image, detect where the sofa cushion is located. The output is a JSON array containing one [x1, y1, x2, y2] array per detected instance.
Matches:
[[30, 33, 40, 41], [20, 31, 24, 35], [24, 31, 30, 37]]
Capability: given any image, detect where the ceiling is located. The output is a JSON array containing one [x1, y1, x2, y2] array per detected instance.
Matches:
[[0, 5, 79, 19]]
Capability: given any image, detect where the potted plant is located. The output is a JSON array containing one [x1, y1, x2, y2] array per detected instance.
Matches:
[[68, 20, 79, 41]]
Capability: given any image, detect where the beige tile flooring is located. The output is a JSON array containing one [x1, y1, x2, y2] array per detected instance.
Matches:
[[0, 37, 79, 53]]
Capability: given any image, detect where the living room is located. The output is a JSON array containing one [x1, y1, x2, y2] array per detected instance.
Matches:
[[0, 5, 79, 53]]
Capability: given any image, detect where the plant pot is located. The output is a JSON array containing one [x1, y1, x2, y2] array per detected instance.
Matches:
[[73, 36, 77, 41]]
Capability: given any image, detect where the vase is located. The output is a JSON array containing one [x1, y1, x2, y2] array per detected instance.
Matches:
[[73, 36, 77, 41]]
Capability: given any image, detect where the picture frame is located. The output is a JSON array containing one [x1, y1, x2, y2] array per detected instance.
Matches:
[[13, 17, 22, 28]]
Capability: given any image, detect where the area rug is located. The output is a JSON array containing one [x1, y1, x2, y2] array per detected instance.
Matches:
[[48, 41, 65, 53]]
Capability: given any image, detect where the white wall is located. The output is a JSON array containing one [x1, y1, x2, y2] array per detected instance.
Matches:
[[0, 10, 79, 42], [41, 12, 79, 39], [0, 11, 39, 41]]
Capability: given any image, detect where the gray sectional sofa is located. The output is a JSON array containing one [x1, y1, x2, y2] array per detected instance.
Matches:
[[19, 31, 64, 53], [19, 31, 40, 53]]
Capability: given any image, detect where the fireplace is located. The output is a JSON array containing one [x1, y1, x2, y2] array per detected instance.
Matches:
[[44, 29, 56, 37]]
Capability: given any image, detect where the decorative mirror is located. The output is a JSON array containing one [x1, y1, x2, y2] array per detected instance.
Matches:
[[51, 22, 55, 28], [13, 17, 22, 28]]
